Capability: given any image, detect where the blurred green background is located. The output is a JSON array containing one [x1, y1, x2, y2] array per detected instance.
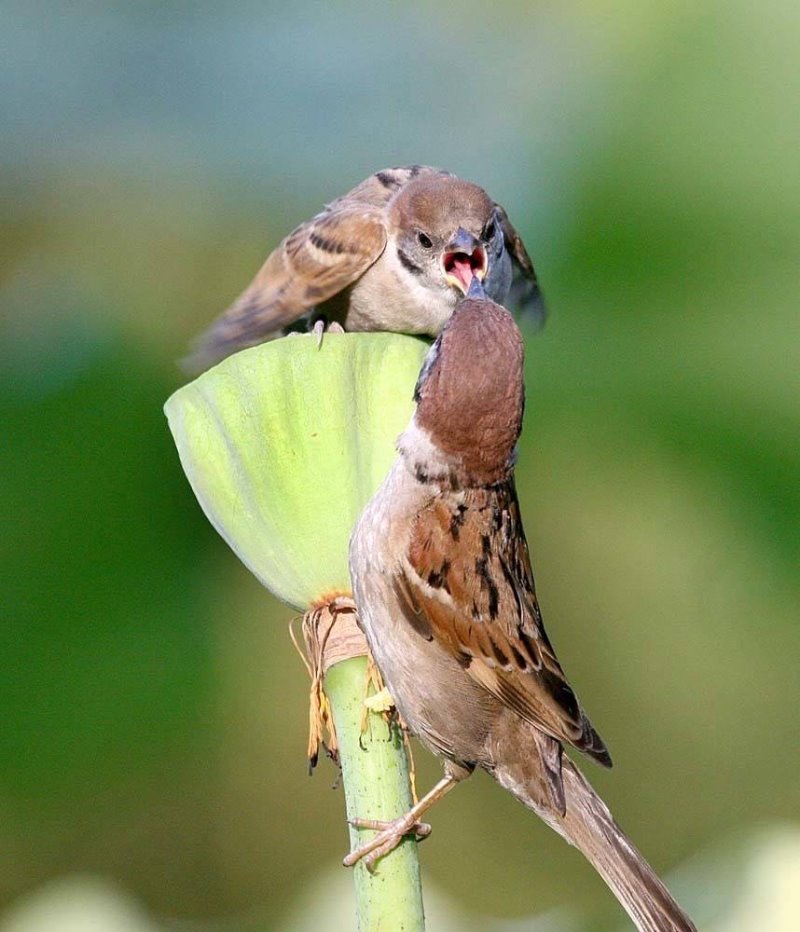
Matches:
[[2, 1, 798, 929]]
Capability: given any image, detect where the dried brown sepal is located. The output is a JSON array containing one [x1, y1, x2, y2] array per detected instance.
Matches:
[[295, 595, 367, 770]]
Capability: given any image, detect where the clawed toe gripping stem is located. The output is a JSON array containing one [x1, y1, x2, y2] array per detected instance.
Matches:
[[344, 817, 433, 873], [343, 774, 458, 873]]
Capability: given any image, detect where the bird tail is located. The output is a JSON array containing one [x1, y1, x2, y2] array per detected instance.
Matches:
[[546, 758, 696, 932]]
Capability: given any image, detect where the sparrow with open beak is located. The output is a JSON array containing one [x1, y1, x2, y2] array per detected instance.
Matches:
[[185, 165, 542, 371], [348, 281, 696, 932]]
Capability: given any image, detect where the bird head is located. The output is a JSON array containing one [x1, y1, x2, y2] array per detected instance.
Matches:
[[411, 283, 525, 486], [389, 176, 505, 298]]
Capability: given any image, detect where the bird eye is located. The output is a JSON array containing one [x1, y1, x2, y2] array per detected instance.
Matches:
[[483, 219, 496, 240], [417, 231, 433, 249]]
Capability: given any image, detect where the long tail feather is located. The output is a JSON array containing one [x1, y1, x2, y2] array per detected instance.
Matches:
[[551, 758, 696, 932]]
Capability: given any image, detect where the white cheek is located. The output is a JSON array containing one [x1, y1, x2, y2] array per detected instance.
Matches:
[[397, 418, 455, 482], [397, 419, 440, 464], [384, 248, 456, 329], [390, 247, 443, 296]]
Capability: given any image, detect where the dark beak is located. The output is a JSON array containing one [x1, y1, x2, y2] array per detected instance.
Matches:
[[446, 227, 480, 255], [466, 277, 486, 299]]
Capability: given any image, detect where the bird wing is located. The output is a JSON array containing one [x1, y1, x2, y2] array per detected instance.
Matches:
[[184, 204, 388, 371], [185, 165, 453, 372], [397, 480, 611, 766], [495, 203, 547, 327]]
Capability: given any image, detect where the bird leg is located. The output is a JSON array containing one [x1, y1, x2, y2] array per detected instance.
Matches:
[[343, 773, 459, 872]]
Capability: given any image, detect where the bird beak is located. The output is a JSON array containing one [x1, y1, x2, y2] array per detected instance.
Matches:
[[442, 228, 487, 294], [466, 276, 486, 299]]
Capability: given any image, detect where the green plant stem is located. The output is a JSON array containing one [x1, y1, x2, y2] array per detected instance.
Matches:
[[325, 656, 426, 931]]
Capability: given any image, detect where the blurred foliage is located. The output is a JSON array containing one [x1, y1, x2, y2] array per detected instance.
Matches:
[[1, 1, 798, 929]]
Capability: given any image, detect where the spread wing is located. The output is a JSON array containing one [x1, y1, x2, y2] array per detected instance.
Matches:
[[184, 205, 387, 372], [495, 203, 547, 328], [185, 165, 452, 372], [397, 481, 610, 766]]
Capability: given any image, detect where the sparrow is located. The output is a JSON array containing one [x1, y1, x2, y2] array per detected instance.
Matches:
[[347, 282, 696, 932], [185, 165, 543, 371]]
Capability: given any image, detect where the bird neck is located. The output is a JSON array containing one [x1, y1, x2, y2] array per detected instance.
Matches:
[[397, 418, 515, 491]]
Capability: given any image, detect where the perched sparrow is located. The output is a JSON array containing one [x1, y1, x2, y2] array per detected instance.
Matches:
[[185, 165, 542, 371], [348, 283, 696, 932]]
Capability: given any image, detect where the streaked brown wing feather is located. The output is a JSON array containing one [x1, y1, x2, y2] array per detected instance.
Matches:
[[399, 482, 609, 764], [495, 203, 547, 326], [495, 204, 535, 279], [185, 205, 387, 371]]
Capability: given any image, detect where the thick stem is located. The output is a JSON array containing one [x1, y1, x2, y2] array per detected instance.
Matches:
[[316, 607, 425, 931]]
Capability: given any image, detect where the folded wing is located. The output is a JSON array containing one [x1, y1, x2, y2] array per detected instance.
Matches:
[[397, 481, 610, 767]]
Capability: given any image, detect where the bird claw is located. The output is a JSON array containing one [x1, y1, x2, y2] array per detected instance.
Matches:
[[343, 815, 432, 872], [311, 319, 345, 347]]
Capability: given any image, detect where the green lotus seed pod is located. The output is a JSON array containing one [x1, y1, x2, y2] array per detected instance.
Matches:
[[164, 333, 429, 610]]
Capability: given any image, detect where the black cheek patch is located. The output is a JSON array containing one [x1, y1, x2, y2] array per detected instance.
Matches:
[[397, 247, 424, 275]]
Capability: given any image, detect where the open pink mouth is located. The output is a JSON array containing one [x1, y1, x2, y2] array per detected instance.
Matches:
[[443, 246, 487, 293]]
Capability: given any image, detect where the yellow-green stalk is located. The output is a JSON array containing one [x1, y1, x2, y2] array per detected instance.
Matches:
[[165, 333, 430, 930]]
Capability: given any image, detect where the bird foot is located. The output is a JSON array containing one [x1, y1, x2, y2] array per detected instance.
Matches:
[[312, 318, 345, 346], [343, 815, 432, 872]]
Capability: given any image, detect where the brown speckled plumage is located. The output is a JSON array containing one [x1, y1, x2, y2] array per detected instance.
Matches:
[[400, 480, 611, 769]]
